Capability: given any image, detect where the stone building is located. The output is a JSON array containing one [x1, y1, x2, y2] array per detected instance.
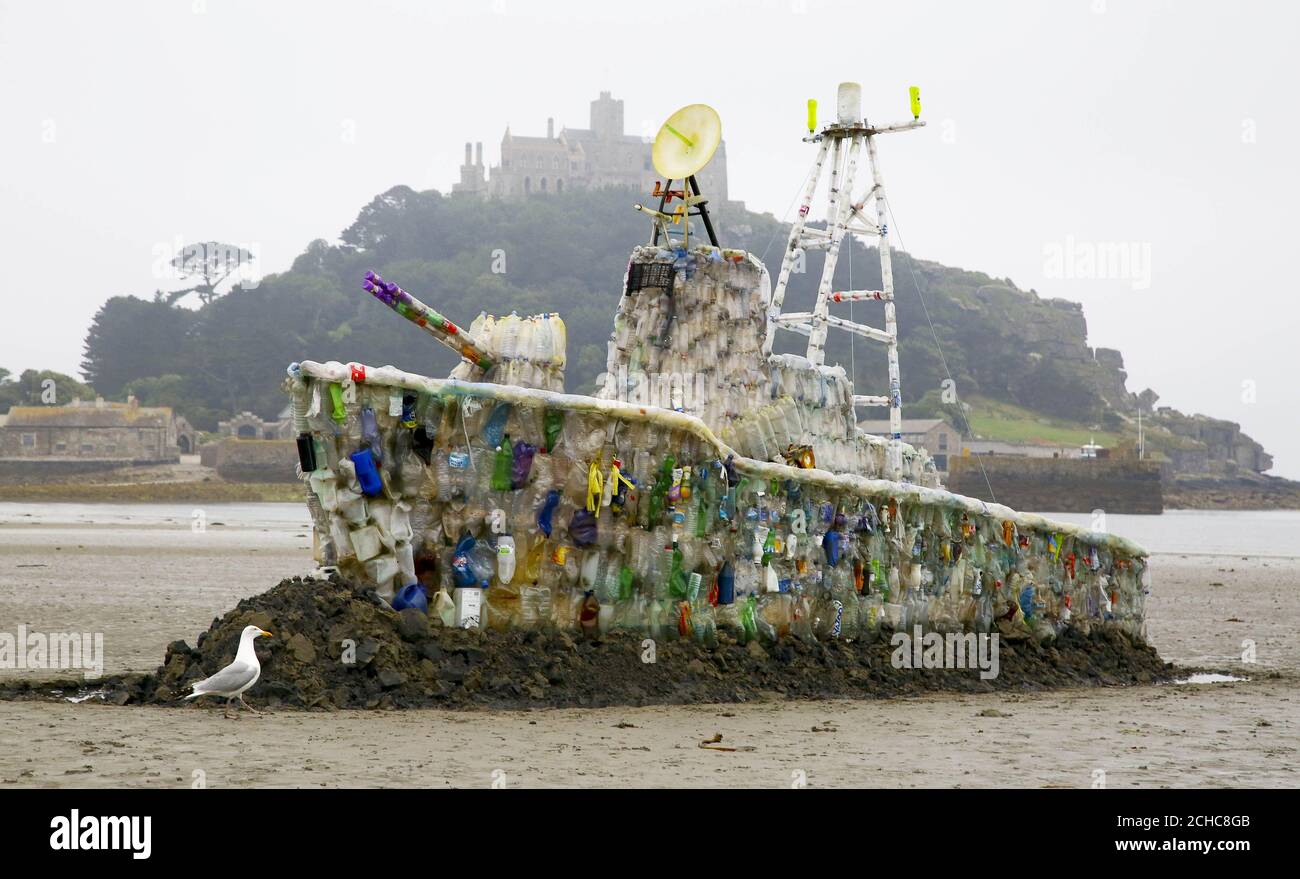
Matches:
[[0, 397, 185, 465], [453, 91, 730, 204], [218, 409, 293, 441], [859, 418, 959, 476]]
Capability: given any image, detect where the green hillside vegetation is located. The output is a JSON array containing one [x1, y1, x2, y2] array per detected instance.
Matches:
[[74, 185, 1138, 436], [960, 396, 1122, 447]]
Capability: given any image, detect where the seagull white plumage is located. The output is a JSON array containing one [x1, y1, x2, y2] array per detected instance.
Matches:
[[185, 624, 272, 718]]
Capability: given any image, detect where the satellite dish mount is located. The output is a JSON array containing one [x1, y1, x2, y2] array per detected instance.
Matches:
[[635, 103, 723, 249]]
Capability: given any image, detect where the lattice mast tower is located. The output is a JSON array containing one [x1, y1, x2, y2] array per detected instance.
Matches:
[[763, 81, 924, 478]]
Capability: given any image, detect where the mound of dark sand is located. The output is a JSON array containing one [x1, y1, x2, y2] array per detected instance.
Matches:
[[5, 575, 1173, 710]]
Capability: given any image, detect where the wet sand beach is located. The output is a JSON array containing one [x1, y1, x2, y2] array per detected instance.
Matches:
[[1, 505, 1296, 788]]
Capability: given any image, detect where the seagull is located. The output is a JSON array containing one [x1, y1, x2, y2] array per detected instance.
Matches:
[[185, 625, 273, 718]]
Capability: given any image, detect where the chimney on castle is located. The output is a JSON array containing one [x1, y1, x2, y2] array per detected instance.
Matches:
[[463, 142, 472, 165], [547, 117, 554, 139], [475, 142, 483, 166]]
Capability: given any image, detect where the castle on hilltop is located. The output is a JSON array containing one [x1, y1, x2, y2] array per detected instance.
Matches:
[[453, 91, 730, 204]]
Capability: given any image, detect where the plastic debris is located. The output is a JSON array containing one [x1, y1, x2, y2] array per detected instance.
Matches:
[[392, 583, 428, 614], [287, 249, 1150, 642]]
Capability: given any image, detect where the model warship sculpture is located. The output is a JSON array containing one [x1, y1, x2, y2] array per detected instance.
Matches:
[[286, 83, 1150, 644]]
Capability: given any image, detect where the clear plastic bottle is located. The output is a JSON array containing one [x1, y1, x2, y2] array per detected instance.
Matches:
[[516, 317, 537, 365], [533, 314, 554, 365], [447, 449, 471, 499], [498, 313, 521, 360], [522, 535, 546, 582]]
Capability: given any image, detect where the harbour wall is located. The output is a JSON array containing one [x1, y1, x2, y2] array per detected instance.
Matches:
[[945, 456, 1164, 515]]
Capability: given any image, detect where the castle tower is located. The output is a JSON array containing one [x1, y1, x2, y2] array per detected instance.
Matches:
[[590, 91, 624, 140], [451, 140, 488, 197]]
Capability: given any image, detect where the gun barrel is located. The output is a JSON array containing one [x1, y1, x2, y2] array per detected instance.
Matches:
[[362, 271, 494, 370]]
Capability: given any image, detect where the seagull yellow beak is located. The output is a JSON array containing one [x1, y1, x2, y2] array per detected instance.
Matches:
[[259, 629, 273, 638]]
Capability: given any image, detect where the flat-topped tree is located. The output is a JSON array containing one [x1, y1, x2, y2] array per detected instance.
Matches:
[[159, 241, 256, 306]]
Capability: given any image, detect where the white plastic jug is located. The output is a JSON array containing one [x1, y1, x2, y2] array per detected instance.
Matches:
[[350, 524, 383, 562], [497, 535, 516, 585], [395, 540, 416, 586], [364, 552, 400, 599]]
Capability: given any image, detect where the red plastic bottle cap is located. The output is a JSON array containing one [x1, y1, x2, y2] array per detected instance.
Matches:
[[350, 363, 366, 383]]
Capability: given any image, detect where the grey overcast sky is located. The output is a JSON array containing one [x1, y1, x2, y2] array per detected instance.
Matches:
[[1, 0, 1297, 477]]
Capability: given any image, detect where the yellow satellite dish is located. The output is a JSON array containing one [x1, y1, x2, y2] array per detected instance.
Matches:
[[651, 104, 722, 179]]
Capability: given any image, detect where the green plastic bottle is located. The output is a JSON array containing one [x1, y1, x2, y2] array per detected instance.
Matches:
[[328, 383, 347, 423], [761, 528, 777, 567], [647, 454, 675, 525], [740, 594, 759, 642], [543, 409, 564, 453], [490, 435, 513, 491], [667, 544, 688, 599], [694, 498, 710, 538], [618, 566, 636, 601]]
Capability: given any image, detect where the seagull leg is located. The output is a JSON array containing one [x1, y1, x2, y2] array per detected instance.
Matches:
[[224, 697, 236, 720], [239, 695, 264, 716]]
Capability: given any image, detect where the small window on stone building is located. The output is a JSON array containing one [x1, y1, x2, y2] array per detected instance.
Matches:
[[938, 433, 948, 451], [21, 433, 35, 448], [934, 454, 948, 471], [55, 442, 67, 452], [80, 443, 94, 453]]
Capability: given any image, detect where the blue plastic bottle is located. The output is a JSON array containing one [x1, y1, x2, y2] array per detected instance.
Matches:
[[717, 561, 735, 605], [351, 449, 383, 497], [536, 489, 560, 538]]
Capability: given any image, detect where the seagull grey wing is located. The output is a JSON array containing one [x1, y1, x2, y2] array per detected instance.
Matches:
[[193, 660, 258, 695]]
